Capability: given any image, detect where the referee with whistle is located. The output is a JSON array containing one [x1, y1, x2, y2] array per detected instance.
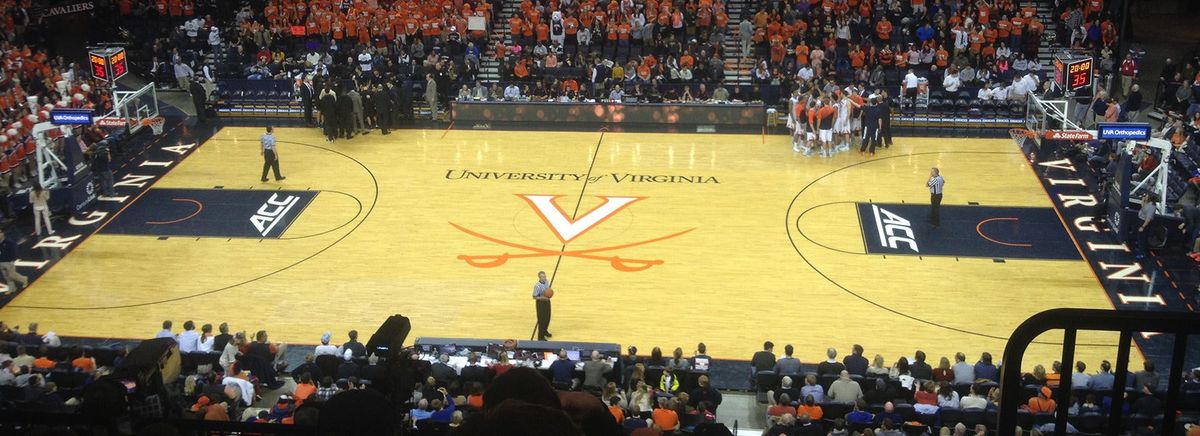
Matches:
[[928, 167, 944, 227]]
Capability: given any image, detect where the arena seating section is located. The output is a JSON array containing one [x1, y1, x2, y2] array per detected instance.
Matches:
[[176, 0, 1107, 135], [3, 331, 1200, 435]]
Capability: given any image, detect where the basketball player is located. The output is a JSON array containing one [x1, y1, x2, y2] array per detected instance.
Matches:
[[849, 87, 865, 151], [533, 271, 553, 340], [789, 92, 810, 154], [816, 97, 837, 157], [927, 168, 944, 227], [835, 90, 862, 153], [260, 126, 285, 182]]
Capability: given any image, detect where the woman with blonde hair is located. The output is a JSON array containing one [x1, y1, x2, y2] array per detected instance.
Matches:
[[601, 381, 628, 409], [1022, 364, 1047, 386], [630, 380, 654, 419], [868, 354, 890, 375], [626, 362, 646, 392], [491, 352, 513, 376]]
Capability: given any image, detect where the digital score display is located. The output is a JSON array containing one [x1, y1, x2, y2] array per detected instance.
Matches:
[[1066, 58, 1093, 91], [88, 48, 128, 82], [90, 53, 108, 80], [110, 49, 127, 79]]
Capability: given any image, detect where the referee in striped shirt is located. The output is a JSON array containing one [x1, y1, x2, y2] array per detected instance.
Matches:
[[928, 167, 945, 227], [260, 126, 285, 182]]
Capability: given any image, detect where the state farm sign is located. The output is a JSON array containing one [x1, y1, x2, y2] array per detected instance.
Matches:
[[1044, 130, 1095, 141]]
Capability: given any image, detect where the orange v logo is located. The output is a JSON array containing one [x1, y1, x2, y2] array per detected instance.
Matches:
[[450, 194, 693, 271], [517, 194, 644, 243]]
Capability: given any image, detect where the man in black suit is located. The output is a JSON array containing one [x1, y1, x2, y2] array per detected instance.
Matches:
[[336, 86, 355, 139], [460, 353, 489, 386], [189, 80, 208, 123], [373, 83, 392, 135], [300, 79, 316, 126]]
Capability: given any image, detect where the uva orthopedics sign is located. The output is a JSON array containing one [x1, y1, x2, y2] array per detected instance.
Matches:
[[1097, 123, 1151, 141], [50, 108, 94, 125]]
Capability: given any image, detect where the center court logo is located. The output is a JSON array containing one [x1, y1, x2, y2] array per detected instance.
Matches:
[[451, 194, 694, 272], [871, 204, 919, 252]]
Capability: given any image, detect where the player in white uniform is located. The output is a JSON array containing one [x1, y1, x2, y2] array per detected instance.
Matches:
[[849, 87, 863, 151], [787, 91, 808, 154], [833, 97, 851, 152]]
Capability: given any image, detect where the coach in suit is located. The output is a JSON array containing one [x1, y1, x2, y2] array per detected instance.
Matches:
[[189, 80, 208, 123], [300, 80, 316, 126], [532, 271, 552, 341], [336, 87, 355, 139], [373, 84, 392, 135]]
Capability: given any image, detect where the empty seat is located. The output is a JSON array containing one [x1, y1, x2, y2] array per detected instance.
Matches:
[[940, 407, 962, 426], [961, 409, 987, 428], [894, 403, 916, 421]]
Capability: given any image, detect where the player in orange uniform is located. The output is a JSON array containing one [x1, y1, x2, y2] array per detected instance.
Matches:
[[815, 96, 837, 157]]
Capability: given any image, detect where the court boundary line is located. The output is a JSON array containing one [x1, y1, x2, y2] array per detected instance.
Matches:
[[9, 138, 379, 310], [785, 150, 1118, 347], [0, 118, 196, 310]]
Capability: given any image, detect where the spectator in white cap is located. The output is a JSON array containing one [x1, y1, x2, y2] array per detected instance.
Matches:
[[314, 331, 338, 356]]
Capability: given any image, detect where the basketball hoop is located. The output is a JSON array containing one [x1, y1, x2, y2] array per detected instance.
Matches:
[[144, 116, 166, 135], [1009, 128, 1037, 147]]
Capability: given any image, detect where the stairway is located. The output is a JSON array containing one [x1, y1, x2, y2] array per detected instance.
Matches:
[[1032, 0, 1061, 70], [720, 0, 755, 86], [479, 0, 524, 83]]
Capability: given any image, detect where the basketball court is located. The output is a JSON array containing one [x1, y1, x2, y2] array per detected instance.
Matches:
[[0, 127, 1127, 367]]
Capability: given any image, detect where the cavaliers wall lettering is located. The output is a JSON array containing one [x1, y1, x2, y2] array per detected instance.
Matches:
[[445, 168, 720, 184]]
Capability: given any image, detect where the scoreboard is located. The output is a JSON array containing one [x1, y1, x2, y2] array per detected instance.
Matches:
[[1053, 55, 1093, 93], [89, 47, 128, 82]]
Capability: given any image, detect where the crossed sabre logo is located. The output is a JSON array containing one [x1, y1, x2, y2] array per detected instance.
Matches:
[[451, 194, 695, 272]]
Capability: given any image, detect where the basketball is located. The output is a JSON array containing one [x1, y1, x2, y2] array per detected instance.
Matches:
[[544, 288, 554, 298]]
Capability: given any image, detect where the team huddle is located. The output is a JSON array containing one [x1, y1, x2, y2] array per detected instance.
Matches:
[[786, 87, 894, 157]]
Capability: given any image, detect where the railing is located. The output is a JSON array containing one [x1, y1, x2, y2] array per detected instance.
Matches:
[[997, 308, 1200, 436], [0, 410, 318, 435]]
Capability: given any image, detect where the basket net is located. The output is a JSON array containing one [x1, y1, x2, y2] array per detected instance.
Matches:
[[146, 117, 166, 135], [1009, 128, 1035, 148]]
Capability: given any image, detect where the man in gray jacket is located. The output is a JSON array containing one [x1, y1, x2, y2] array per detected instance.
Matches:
[[347, 86, 367, 135], [582, 350, 613, 390], [827, 370, 864, 404]]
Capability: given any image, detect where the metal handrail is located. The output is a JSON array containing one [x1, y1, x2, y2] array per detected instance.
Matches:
[[997, 308, 1200, 436]]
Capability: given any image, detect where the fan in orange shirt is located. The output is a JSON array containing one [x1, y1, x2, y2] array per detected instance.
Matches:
[[795, 42, 810, 65], [607, 397, 625, 423], [651, 398, 681, 432], [849, 47, 865, 70], [72, 350, 97, 373], [876, 18, 892, 41], [514, 59, 531, 79], [680, 53, 695, 68], [797, 395, 824, 420]]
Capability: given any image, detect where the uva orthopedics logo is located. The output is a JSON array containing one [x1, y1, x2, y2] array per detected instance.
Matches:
[[451, 194, 694, 272]]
